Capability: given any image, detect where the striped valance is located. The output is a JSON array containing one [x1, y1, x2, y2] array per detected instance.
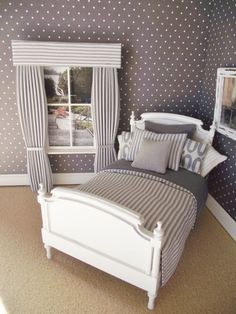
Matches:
[[11, 40, 121, 68]]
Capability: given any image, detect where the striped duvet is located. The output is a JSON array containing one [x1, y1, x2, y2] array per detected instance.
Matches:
[[77, 168, 197, 286]]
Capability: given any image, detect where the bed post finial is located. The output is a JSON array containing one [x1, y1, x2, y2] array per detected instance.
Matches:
[[153, 222, 164, 240], [130, 111, 136, 132], [38, 183, 46, 197], [209, 122, 216, 144], [37, 183, 47, 205]]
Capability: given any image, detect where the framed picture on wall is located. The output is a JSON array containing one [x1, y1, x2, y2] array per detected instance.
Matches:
[[214, 68, 236, 140]]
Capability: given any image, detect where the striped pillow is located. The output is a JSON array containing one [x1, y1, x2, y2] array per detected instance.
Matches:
[[127, 128, 187, 171], [200, 145, 227, 177]]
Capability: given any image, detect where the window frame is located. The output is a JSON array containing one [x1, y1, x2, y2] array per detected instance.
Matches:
[[45, 66, 96, 155]]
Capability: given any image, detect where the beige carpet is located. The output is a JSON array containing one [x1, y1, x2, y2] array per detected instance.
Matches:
[[0, 186, 236, 314]]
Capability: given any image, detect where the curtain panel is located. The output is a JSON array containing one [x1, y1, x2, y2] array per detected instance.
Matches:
[[16, 66, 53, 192], [92, 67, 120, 172], [12, 40, 121, 185]]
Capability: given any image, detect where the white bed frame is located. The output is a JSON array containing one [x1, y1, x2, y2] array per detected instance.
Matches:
[[38, 112, 215, 310]]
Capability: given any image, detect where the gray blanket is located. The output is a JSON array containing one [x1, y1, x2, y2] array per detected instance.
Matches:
[[104, 159, 208, 218]]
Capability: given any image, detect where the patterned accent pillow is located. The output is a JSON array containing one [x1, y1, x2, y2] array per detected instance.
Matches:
[[128, 128, 187, 171], [117, 131, 133, 160], [181, 139, 208, 174], [200, 145, 227, 177]]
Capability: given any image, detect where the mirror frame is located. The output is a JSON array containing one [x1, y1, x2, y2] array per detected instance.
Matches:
[[214, 67, 236, 141]]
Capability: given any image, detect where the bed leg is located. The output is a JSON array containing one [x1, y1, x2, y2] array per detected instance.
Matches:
[[147, 292, 157, 310], [44, 244, 52, 259]]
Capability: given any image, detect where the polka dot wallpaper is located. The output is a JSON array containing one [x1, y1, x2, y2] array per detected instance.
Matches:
[[208, 133, 236, 220], [0, 0, 211, 174], [199, 0, 236, 221], [0, 0, 235, 220], [49, 154, 94, 173]]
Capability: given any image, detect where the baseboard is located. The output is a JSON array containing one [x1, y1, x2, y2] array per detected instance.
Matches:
[[0, 173, 95, 186], [0, 174, 29, 186], [206, 194, 236, 241]]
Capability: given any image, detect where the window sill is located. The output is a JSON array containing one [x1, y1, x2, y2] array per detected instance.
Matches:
[[47, 147, 96, 155]]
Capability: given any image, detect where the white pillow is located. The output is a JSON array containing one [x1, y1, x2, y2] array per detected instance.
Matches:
[[200, 145, 227, 177]]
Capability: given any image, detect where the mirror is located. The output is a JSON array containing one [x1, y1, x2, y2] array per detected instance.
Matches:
[[214, 68, 236, 140]]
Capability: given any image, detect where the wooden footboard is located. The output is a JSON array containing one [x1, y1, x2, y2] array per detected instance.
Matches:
[[38, 184, 163, 310]]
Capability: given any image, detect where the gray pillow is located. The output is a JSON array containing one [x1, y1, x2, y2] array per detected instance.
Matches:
[[131, 138, 172, 174], [181, 139, 208, 174], [128, 128, 187, 171], [145, 121, 196, 138]]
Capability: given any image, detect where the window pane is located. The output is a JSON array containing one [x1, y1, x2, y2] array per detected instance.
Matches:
[[70, 67, 92, 104], [44, 67, 68, 104], [48, 106, 70, 146], [72, 106, 94, 146]]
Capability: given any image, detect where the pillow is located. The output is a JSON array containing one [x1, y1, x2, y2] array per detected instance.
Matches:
[[128, 128, 187, 171], [117, 131, 133, 160], [181, 139, 208, 174], [200, 145, 227, 177], [145, 121, 196, 138], [131, 138, 172, 174]]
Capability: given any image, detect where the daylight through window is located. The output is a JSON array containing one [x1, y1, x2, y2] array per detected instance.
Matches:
[[44, 66, 94, 153]]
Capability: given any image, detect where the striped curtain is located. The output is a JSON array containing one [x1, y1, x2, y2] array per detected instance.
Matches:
[[16, 66, 53, 192], [92, 67, 120, 172]]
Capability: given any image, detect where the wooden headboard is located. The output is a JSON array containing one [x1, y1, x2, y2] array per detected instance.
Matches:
[[129, 111, 216, 144]]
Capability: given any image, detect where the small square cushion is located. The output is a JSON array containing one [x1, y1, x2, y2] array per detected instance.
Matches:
[[181, 139, 208, 174], [131, 138, 172, 174]]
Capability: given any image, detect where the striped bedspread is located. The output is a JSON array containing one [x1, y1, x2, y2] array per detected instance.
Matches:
[[77, 169, 197, 286]]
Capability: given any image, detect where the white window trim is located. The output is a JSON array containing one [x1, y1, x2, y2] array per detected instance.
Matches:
[[47, 146, 96, 155]]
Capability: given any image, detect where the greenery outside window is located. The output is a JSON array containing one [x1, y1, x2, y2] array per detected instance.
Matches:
[[44, 66, 95, 154]]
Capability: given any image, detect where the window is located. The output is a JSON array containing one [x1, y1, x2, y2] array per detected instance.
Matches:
[[214, 68, 236, 141], [44, 66, 95, 154]]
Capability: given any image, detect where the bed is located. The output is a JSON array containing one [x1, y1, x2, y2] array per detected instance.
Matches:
[[38, 112, 218, 310]]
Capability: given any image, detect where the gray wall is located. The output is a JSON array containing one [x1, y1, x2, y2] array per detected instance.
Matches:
[[0, 0, 211, 174], [0, 0, 235, 221]]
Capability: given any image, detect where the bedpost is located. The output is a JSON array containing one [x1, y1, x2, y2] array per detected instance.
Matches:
[[38, 183, 46, 201], [130, 111, 136, 132], [147, 221, 164, 310], [209, 122, 216, 144], [37, 184, 52, 259], [44, 244, 52, 259]]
